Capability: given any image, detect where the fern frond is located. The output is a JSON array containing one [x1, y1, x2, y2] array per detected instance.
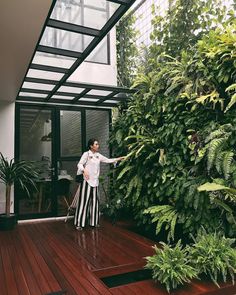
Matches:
[[215, 152, 225, 174], [207, 138, 227, 172], [205, 129, 227, 143], [223, 151, 234, 180], [144, 205, 178, 241]]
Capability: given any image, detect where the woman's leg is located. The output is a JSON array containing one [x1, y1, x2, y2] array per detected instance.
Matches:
[[89, 186, 99, 227], [74, 180, 91, 228]]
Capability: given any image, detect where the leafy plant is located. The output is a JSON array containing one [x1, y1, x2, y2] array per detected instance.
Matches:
[[0, 152, 38, 216], [189, 230, 236, 286], [144, 205, 178, 242], [145, 241, 198, 293]]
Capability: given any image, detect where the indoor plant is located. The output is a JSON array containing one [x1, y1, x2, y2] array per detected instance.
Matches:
[[0, 152, 38, 230]]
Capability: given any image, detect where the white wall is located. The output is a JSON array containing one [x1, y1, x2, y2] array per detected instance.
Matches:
[[0, 101, 15, 213], [69, 29, 117, 86]]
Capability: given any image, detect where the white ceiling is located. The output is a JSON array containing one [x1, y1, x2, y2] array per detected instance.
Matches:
[[0, 0, 52, 102]]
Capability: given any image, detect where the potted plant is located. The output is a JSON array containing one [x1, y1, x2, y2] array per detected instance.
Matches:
[[0, 152, 38, 230]]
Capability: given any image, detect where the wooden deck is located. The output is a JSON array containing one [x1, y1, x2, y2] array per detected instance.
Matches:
[[0, 219, 235, 295]]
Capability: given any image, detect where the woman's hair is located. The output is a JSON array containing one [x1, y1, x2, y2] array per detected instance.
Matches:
[[87, 138, 98, 150]]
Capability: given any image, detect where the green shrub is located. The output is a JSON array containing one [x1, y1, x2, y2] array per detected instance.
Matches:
[[145, 241, 198, 293], [189, 231, 236, 286]]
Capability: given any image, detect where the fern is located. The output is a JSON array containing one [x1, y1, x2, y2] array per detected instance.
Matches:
[[145, 242, 198, 293], [223, 151, 234, 180], [207, 138, 226, 172], [144, 205, 178, 241], [189, 231, 236, 287], [215, 152, 225, 174]]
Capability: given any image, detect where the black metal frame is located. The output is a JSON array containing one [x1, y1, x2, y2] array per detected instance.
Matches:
[[16, 0, 136, 108], [15, 102, 112, 220]]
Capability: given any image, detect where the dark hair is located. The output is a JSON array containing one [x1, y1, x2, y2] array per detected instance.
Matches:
[[87, 138, 98, 150]]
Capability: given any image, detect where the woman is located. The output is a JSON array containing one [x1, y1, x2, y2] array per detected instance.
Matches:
[[74, 138, 124, 230]]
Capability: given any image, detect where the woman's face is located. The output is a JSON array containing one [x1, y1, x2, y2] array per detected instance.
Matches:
[[91, 141, 100, 152]]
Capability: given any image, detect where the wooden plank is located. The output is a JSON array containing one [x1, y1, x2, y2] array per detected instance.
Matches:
[[0, 247, 10, 295], [20, 227, 61, 292], [1, 246, 19, 295], [1, 220, 236, 295], [16, 229, 52, 294], [7, 233, 31, 295], [28, 223, 78, 295], [11, 231, 42, 295]]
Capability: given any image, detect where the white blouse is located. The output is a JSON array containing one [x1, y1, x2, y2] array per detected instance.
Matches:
[[77, 150, 117, 187]]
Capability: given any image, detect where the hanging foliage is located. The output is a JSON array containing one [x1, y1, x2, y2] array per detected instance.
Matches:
[[111, 0, 236, 241]]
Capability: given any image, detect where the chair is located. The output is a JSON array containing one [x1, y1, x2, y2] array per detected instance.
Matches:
[[56, 178, 71, 208], [64, 184, 81, 222], [46, 178, 71, 211]]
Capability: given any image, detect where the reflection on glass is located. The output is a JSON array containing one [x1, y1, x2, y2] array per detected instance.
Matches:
[[50, 0, 83, 26], [84, 6, 107, 30], [60, 110, 82, 157], [40, 27, 93, 52], [19, 108, 53, 215]]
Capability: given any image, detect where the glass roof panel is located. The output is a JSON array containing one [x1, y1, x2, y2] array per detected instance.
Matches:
[[105, 99, 119, 103], [50, 0, 82, 25], [22, 82, 55, 91], [27, 69, 64, 81], [58, 86, 85, 93], [86, 36, 108, 64], [17, 0, 135, 107], [80, 98, 99, 102], [19, 92, 48, 98], [88, 89, 112, 96], [50, 0, 120, 30], [52, 95, 74, 100], [32, 52, 76, 68], [40, 27, 93, 52]]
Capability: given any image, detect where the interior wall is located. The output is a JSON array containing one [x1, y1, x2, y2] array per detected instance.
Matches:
[[0, 101, 15, 213]]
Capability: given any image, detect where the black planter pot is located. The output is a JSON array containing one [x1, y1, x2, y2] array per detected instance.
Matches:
[[0, 214, 17, 231]]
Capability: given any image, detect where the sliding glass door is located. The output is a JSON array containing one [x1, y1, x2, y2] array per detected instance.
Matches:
[[15, 104, 110, 219], [17, 106, 54, 218]]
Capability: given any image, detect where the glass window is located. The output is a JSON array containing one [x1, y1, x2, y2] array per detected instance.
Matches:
[[19, 108, 53, 215], [60, 110, 82, 157], [86, 109, 110, 202]]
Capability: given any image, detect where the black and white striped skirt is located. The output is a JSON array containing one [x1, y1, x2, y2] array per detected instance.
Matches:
[[74, 180, 99, 228]]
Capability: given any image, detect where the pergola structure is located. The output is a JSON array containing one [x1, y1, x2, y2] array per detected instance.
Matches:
[[16, 0, 136, 108]]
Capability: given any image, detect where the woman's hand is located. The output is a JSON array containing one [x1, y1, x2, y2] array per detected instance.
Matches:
[[83, 169, 89, 180], [117, 156, 126, 161]]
